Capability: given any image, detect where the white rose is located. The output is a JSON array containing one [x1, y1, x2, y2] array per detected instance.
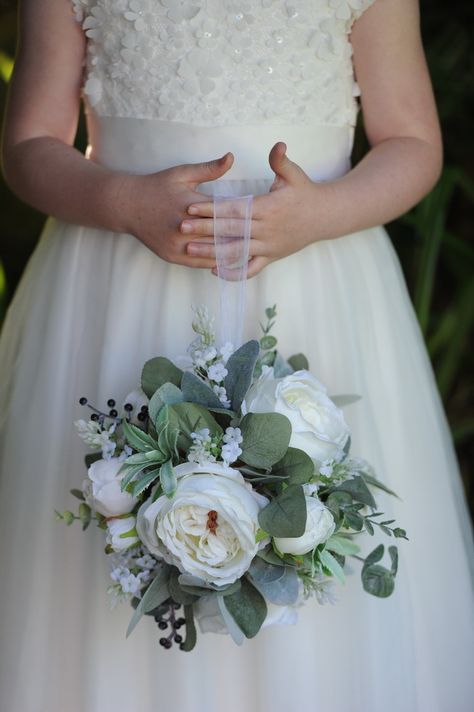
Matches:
[[106, 515, 139, 552], [274, 496, 335, 555], [83, 457, 137, 517], [195, 594, 298, 635], [137, 462, 268, 587], [244, 369, 350, 465]]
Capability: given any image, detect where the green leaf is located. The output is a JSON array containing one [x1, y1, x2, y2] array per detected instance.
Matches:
[[271, 447, 315, 485], [168, 569, 198, 605], [148, 383, 184, 426], [248, 559, 299, 605], [330, 394, 362, 407], [120, 463, 150, 491], [361, 473, 399, 499], [224, 340, 260, 412], [141, 357, 183, 398], [344, 510, 364, 531], [258, 484, 306, 538], [160, 459, 178, 499], [319, 549, 345, 583], [181, 371, 224, 409], [288, 353, 309, 371], [70, 488, 85, 501], [260, 335, 277, 350], [167, 402, 222, 450], [240, 412, 291, 469], [131, 468, 161, 498], [223, 577, 267, 639], [256, 545, 286, 567], [78, 503, 92, 531], [84, 452, 102, 469], [122, 419, 158, 453], [388, 545, 398, 576], [180, 604, 197, 652], [126, 565, 171, 637], [332, 475, 377, 509], [326, 534, 360, 557], [363, 543, 384, 568], [272, 352, 294, 377]]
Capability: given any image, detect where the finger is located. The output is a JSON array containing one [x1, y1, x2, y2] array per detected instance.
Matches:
[[268, 141, 309, 186], [187, 238, 266, 260], [179, 152, 234, 187], [210, 256, 270, 281], [181, 217, 259, 238], [187, 198, 255, 219], [177, 255, 217, 269]]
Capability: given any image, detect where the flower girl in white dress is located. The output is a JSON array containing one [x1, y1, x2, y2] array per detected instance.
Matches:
[[0, 1, 473, 711]]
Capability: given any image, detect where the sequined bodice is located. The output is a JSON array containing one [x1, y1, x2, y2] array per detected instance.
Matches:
[[73, 0, 375, 127]]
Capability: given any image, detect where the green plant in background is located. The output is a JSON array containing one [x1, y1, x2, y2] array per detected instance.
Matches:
[[0, 0, 473, 516]]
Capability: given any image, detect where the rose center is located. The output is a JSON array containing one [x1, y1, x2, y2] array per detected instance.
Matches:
[[206, 509, 218, 536]]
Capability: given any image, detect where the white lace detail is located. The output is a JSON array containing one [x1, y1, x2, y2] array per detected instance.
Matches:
[[72, 0, 377, 127]]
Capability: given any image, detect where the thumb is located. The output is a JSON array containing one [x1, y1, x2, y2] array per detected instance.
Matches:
[[268, 142, 304, 189], [183, 152, 234, 185]]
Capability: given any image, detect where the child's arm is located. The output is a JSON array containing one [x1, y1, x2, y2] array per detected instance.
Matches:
[[1, 0, 230, 269], [184, 0, 443, 278]]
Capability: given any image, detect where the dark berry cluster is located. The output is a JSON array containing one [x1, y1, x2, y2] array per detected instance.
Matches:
[[155, 602, 186, 650], [78, 396, 148, 424]]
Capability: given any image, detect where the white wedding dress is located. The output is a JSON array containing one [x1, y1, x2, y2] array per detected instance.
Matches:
[[0, 1, 473, 711]]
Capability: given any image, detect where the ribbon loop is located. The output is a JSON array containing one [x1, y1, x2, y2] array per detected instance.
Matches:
[[213, 186, 253, 350]]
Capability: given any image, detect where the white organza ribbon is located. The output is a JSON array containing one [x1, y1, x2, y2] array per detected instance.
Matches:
[[213, 186, 253, 349]]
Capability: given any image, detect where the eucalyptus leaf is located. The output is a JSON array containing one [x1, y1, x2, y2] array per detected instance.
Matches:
[[181, 371, 224, 409], [70, 488, 85, 501], [260, 335, 277, 350], [330, 394, 362, 407], [361, 472, 399, 499], [141, 357, 183, 398], [332, 475, 377, 509], [272, 352, 294, 378], [240, 412, 291, 469], [271, 447, 315, 485], [256, 545, 286, 567], [258, 484, 306, 538], [84, 452, 102, 469], [167, 402, 222, 450], [78, 503, 92, 531], [287, 353, 309, 371], [248, 557, 285, 585], [148, 383, 184, 425], [224, 340, 260, 412], [223, 578, 267, 639]]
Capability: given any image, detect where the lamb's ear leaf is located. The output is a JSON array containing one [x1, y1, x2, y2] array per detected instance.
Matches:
[[224, 340, 260, 412]]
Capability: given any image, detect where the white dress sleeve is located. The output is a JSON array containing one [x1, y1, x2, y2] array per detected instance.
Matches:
[[70, 0, 88, 22], [351, 0, 378, 22]]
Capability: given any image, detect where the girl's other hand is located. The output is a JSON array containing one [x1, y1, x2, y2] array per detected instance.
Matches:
[[183, 142, 324, 279]]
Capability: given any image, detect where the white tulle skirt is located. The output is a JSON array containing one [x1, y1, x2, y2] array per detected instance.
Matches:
[[0, 118, 473, 712]]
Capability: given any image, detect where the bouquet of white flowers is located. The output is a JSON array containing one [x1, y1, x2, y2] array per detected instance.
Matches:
[[58, 305, 407, 652]]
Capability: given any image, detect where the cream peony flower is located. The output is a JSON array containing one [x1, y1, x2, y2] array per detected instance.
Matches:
[[137, 462, 267, 586], [274, 496, 335, 555], [244, 368, 350, 465], [83, 457, 137, 517]]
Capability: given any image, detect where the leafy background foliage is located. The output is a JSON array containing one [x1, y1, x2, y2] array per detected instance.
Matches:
[[0, 0, 473, 518]]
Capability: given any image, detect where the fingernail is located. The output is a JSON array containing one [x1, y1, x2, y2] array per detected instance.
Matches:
[[181, 222, 192, 233], [188, 206, 198, 215], [187, 244, 199, 255]]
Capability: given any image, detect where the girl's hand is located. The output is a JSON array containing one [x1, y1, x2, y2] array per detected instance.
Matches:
[[182, 142, 324, 278], [120, 153, 234, 269]]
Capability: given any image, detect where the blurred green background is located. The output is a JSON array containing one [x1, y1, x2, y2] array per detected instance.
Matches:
[[0, 1, 473, 518]]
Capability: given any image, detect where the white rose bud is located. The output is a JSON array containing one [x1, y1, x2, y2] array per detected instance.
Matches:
[[244, 369, 350, 465], [106, 516, 139, 552], [137, 462, 268, 587], [83, 457, 137, 517], [274, 496, 335, 555]]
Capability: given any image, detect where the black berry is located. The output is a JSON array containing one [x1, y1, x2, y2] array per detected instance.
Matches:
[[79, 397, 88, 406]]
